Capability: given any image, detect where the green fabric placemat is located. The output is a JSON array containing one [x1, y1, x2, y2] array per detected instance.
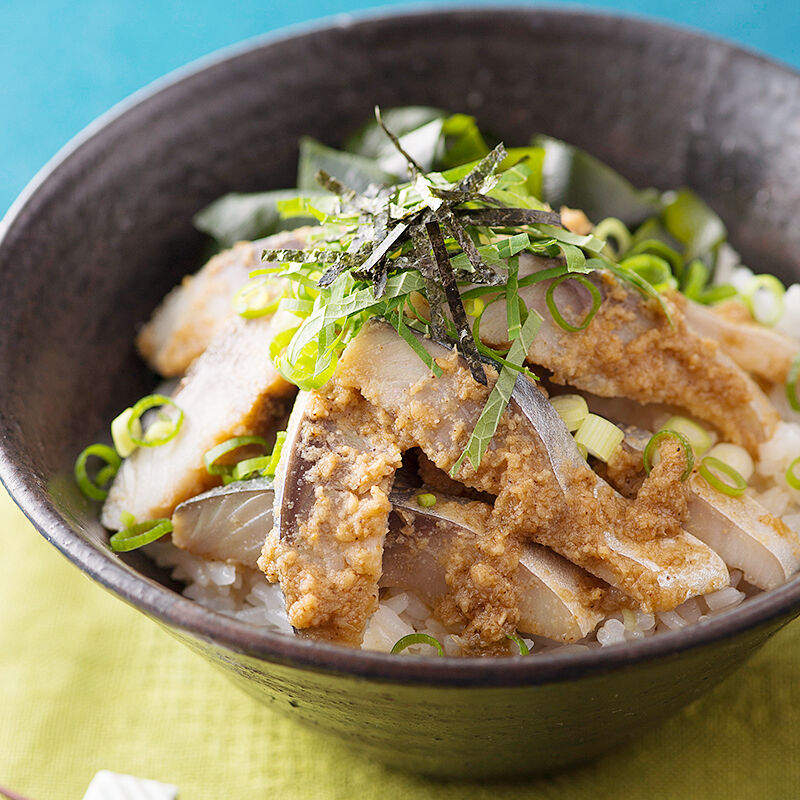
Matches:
[[1, 486, 799, 800]]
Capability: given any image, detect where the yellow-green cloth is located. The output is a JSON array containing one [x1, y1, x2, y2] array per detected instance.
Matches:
[[2, 487, 800, 800]]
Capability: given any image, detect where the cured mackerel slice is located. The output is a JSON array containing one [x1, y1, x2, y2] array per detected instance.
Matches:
[[606, 426, 800, 590], [477, 254, 778, 455], [259, 390, 402, 645], [137, 228, 309, 377], [336, 320, 729, 612], [686, 476, 800, 590], [101, 315, 295, 530], [677, 294, 798, 385], [171, 478, 275, 568], [385, 489, 607, 642], [608, 424, 800, 589]]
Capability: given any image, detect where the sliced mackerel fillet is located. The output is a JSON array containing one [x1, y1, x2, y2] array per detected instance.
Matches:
[[102, 314, 295, 529], [677, 294, 797, 386], [335, 320, 729, 613], [137, 228, 309, 377], [477, 254, 778, 454], [259, 390, 402, 645], [385, 489, 607, 642], [171, 478, 275, 568], [605, 423, 800, 590]]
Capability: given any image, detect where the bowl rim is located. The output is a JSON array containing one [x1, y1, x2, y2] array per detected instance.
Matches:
[[2, 4, 800, 687]]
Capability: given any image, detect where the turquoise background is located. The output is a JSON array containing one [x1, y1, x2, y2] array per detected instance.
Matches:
[[1, 0, 799, 216]]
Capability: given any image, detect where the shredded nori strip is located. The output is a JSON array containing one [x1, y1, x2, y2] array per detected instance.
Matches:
[[425, 220, 487, 385], [410, 223, 447, 340], [456, 208, 563, 228], [437, 207, 503, 285]]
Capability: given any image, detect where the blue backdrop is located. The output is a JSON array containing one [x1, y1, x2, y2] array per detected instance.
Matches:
[[1, 0, 798, 215]]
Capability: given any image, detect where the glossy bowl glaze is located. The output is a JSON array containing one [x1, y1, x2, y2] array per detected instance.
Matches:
[[2, 7, 800, 779]]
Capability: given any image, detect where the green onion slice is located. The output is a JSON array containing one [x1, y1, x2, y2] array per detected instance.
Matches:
[[231, 456, 272, 481], [643, 430, 694, 481], [698, 456, 747, 497], [506, 633, 530, 655], [110, 407, 142, 458], [619, 254, 676, 291], [263, 431, 287, 477], [574, 414, 624, 463], [592, 217, 631, 259], [204, 435, 269, 475], [74, 444, 121, 501], [416, 493, 437, 508], [743, 273, 785, 327], [550, 394, 588, 432], [127, 394, 184, 447], [545, 274, 602, 332], [705, 443, 753, 483], [390, 633, 444, 656], [659, 416, 712, 457], [786, 457, 800, 491], [232, 278, 283, 319], [109, 518, 173, 553], [786, 353, 800, 412]]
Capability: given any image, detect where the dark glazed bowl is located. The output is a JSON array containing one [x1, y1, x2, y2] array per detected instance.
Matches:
[[2, 7, 800, 779]]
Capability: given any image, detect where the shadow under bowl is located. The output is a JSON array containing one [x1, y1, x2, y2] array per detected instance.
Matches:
[[2, 6, 800, 779]]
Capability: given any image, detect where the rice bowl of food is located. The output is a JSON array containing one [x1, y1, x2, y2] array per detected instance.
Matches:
[[3, 6, 800, 778]]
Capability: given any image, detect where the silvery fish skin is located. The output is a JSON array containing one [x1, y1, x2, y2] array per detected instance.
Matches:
[[386, 488, 607, 642], [101, 314, 295, 530], [171, 478, 275, 568]]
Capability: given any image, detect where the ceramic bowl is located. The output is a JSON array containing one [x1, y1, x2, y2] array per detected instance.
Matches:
[[2, 7, 800, 779]]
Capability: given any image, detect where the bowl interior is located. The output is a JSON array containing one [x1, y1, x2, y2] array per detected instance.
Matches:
[[2, 6, 800, 678]]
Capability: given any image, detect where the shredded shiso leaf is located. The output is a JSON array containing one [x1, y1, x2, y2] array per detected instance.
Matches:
[[250, 107, 676, 472]]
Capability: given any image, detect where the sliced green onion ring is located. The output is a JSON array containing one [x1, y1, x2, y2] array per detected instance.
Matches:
[[109, 518, 173, 553], [264, 431, 287, 477], [127, 394, 184, 447], [203, 435, 269, 475], [705, 443, 753, 483], [506, 633, 530, 655], [232, 278, 283, 319], [743, 273, 785, 327], [786, 457, 800, 491], [574, 414, 624, 463], [550, 394, 588, 432], [111, 407, 142, 458], [626, 239, 683, 279], [642, 430, 694, 481], [416, 493, 437, 508], [74, 444, 121, 501], [619, 254, 676, 291], [659, 416, 712, 457], [545, 274, 602, 332], [786, 353, 800, 412], [593, 217, 631, 260], [699, 456, 747, 497], [231, 456, 272, 481], [464, 297, 485, 318], [390, 633, 444, 656]]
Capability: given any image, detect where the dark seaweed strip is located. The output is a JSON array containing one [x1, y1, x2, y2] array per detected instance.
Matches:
[[410, 223, 447, 340], [262, 248, 362, 268], [456, 208, 563, 228], [437, 208, 503, 286], [457, 143, 508, 195], [374, 106, 424, 176], [425, 220, 487, 385]]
